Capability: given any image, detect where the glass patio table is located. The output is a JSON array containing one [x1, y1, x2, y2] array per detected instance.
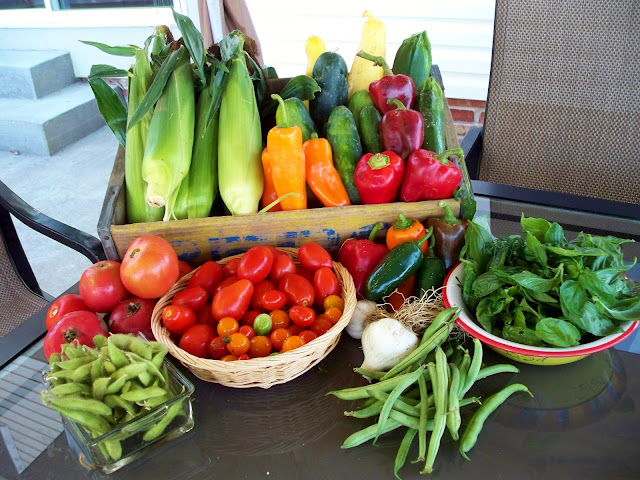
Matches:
[[3, 183, 640, 480]]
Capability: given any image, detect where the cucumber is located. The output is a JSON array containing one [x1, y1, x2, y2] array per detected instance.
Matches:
[[358, 105, 383, 154], [326, 106, 362, 204], [347, 90, 375, 133], [273, 94, 317, 142], [417, 77, 445, 153], [310, 52, 348, 129]]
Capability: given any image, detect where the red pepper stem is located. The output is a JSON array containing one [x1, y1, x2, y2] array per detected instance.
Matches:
[[368, 222, 385, 242], [271, 94, 288, 125], [415, 226, 433, 249], [356, 50, 393, 76], [393, 213, 415, 231], [367, 153, 391, 170], [434, 148, 464, 166], [438, 200, 461, 224], [387, 98, 406, 111]]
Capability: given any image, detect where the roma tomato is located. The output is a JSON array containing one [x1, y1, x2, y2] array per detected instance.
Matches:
[[46, 294, 88, 330], [289, 305, 316, 328], [195, 302, 216, 328], [120, 235, 179, 299], [211, 279, 254, 321], [279, 273, 314, 307], [295, 266, 315, 284], [108, 297, 157, 340], [187, 261, 223, 297], [161, 305, 197, 336], [251, 279, 275, 311], [208, 336, 229, 360], [179, 324, 216, 358], [248, 336, 272, 357], [79, 260, 130, 313], [177, 260, 194, 279], [298, 242, 333, 271], [237, 246, 274, 284], [268, 253, 296, 282], [172, 287, 208, 311], [299, 329, 318, 344], [260, 290, 287, 311], [227, 333, 250, 355], [223, 258, 241, 278], [313, 267, 341, 308], [43, 311, 108, 359], [214, 275, 239, 295]]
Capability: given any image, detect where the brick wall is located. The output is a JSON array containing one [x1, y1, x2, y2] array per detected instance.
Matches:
[[448, 98, 486, 142]]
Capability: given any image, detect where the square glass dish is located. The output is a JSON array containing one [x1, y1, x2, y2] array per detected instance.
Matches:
[[55, 360, 195, 474]]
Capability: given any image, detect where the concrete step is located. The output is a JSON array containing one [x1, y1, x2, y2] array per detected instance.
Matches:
[[0, 81, 106, 156], [0, 50, 76, 100]]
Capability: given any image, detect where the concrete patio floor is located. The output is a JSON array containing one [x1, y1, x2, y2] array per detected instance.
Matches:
[[0, 126, 119, 297]]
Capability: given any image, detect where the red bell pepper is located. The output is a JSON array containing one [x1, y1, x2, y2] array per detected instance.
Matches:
[[400, 148, 463, 202], [356, 51, 416, 114], [354, 151, 405, 204], [380, 99, 424, 159], [338, 223, 389, 299]]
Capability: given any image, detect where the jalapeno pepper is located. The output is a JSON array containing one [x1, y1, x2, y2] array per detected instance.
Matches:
[[415, 236, 446, 297], [426, 201, 468, 270]]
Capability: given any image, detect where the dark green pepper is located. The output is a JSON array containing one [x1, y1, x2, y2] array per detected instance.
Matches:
[[359, 105, 383, 154], [415, 236, 446, 297], [272, 94, 317, 142], [417, 76, 445, 154], [365, 230, 431, 301]]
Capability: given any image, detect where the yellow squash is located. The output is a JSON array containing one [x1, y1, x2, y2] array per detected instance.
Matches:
[[347, 11, 386, 98]]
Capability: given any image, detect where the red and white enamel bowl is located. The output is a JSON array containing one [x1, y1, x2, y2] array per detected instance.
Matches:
[[443, 263, 639, 365]]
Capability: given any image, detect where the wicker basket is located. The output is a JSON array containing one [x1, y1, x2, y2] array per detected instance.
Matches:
[[150, 247, 356, 389]]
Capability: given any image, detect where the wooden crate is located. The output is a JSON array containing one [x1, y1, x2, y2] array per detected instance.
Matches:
[[98, 67, 463, 264]]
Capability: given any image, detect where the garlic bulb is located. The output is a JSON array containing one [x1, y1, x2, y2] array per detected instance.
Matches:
[[360, 317, 419, 371], [346, 300, 377, 339]]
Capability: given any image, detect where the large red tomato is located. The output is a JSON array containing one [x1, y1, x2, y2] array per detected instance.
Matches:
[[120, 235, 179, 299], [79, 261, 130, 313], [45, 294, 89, 330], [43, 311, 108, 359], [108, 297, 157, 340]]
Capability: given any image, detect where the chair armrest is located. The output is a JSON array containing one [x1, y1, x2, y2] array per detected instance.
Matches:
[[461, 126, 483, 179], [0, 181, 106, 264]]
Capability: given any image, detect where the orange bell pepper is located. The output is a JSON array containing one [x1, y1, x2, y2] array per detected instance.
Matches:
[[303, 135, 351, 208], [260, 148, 282, 212], [267, 125, 307, 211], [386, 213, 429, 254]]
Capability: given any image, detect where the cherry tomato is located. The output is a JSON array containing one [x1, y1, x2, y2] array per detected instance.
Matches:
[[251, 279, 275, 311], [310, 316, 333, 336], [295, 266, 316, 284], [298, 242, 333, 271], [270, 328, 291, 351], [120, 235, 179, 299], [187, 261, 223, 297], [313, 267, 341, 308], [161, 305, 197, 336], [237, 354, 251, 361], [223, 258, 241, 278], [177, 260, 194, 280], [324, 307, 343, 325], [172, 286, 208, 311], [179, 324, 215, 358], [217, 317, 239, 338], [195, 302, 217, 328], [253, 313, 273, 336], [79, 260, 130, 313], [227, 332, 250, 356], [323, 294, 345, 311], [239, 325, 255, 340], [289, 305, 316, 328], [260, 290, 287, 311], [299, 329, 318, 344], [269, 253, 296, 282], [241, 310, 261, 327], [279, 273, 314, 307], [211, 279, 254, 321], [248, 336, 272, 358], [237, 246, 274, 284], [269, 310, 290, 330], [46, 294, 88, 331], [214, 275, 239, 294], [282, 335, 305, 353], [208, 336, 228, 360], [287, 323, 304, 336], [221, 354, 238, 362]]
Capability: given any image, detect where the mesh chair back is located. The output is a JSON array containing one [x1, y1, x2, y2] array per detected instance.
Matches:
[[481, 0, 640, 204]]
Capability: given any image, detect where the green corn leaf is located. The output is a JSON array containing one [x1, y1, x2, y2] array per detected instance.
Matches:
[[80, 40, 137, 57], [88, 64, 129, 79], [245, 50, 266, 106], [172, 8, 206, 86], [87, 77, 126, 147]]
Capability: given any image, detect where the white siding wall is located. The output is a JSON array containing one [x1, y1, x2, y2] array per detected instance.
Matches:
[[246, 0, 495, 100]]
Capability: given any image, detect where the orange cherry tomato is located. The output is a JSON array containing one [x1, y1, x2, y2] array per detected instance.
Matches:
[[239, 325, 256, 340], [216, 317, 239, 338], [289, 305, 316, 327], [323, 294, 345, 311], [310, 316, 333, 336], [269, 309, 290, 330], [227, 333, 250, 356], [299, 329, 318, 344], [248, 335, 272, 357], [221, 354, 238, 362], [282, 335, 305, 352], [324, 307, 343, 325], [270, 328, 291, 351]]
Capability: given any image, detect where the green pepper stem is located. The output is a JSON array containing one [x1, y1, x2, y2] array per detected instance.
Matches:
[[435, 148, 475, 216], [271, 93, 288, 125], [393, 213, 415, 231], [368, 222, 385, 242], [311, 132, 319, 139], [438, 201, 460, 224], [356, 50, 393, 76], [427, 235, 436, 258], [415, 226, 433, 249], [367, 153, 391, 170], [387, 98, 406, 111]]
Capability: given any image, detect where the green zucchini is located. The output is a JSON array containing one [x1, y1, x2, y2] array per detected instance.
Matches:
[[310, 52, 348, 129], [347, 90, 375, 132], [325, 106, 362, 204], [358, 105, 383, 154], [272, 94, 317, 142], [417, 76, 445, 153], [392, 31, 432, 92]]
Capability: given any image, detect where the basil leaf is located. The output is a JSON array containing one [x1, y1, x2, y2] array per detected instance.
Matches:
[[475, 298, 496, 332], [527, 289, 559, 304], [462, 262, 479, 311], [472, 272, 504, 297], [513, 308, 527, 328], [511, 265, 563, 293], [578, 269, 617, 304], [535, 318, 581, 347], [524, 231, 548, 266], [520, 215, 550, 241], [568, 302, 618, 336], [503, 324, 545, 347], [559, 280, 587, 320], [595, 296, 640, 322], [544, 222, 566, 245], [464, 221, 494, 271], [545, 245, 606, 257], [520, 298, 541, 319]]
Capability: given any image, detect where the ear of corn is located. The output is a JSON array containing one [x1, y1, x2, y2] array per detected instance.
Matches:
[[125, 47, 164, 223], [141, 46, 195, 221]]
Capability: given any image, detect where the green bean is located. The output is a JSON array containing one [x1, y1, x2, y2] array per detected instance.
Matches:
[[460, 397, 482, 407], [375, 367, 425, 442], [48, 394, 112, 417], [91, 377, 110, 401], [56, 357, 93, 370], [103, 360, 116, 375], [446, 363, 461, 441], [104, 439, 122, 461], [457, 349, 471, 399], [419, 308, 458, 345], [108, 341, 129, 369], [423, 349, 448, 474], [459, 383, 533, 460], [43, 395, 110, 434], [415, 373, 429, 463], [344, 400, 383, 419], [142, 401, 183, 442], [341, 419, 404, 449], [120, 386, 167, 403], [140, 393, 171, 409], [354, 367, 387, 380], [367, 390, 420, 417], [388, 409, 423, 430], [105, 375, 128, 395], [111, 361, 149, 381], [50, 383, 91, 396], [459, 338, 482, 398], [327, 371, 420, 401], [151, 348, 168, 370], [360, 397, 378, 408], [394, 428, 417, 480], [475, 364, 520, 382], [128, 336, 153, 360]]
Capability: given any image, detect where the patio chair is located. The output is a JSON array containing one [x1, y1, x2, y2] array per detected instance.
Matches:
[[462, 0, 640, 211], [0, 180, 106, 368]]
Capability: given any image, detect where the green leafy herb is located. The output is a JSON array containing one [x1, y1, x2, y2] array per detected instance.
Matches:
[[535, 318, 581, 347]]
